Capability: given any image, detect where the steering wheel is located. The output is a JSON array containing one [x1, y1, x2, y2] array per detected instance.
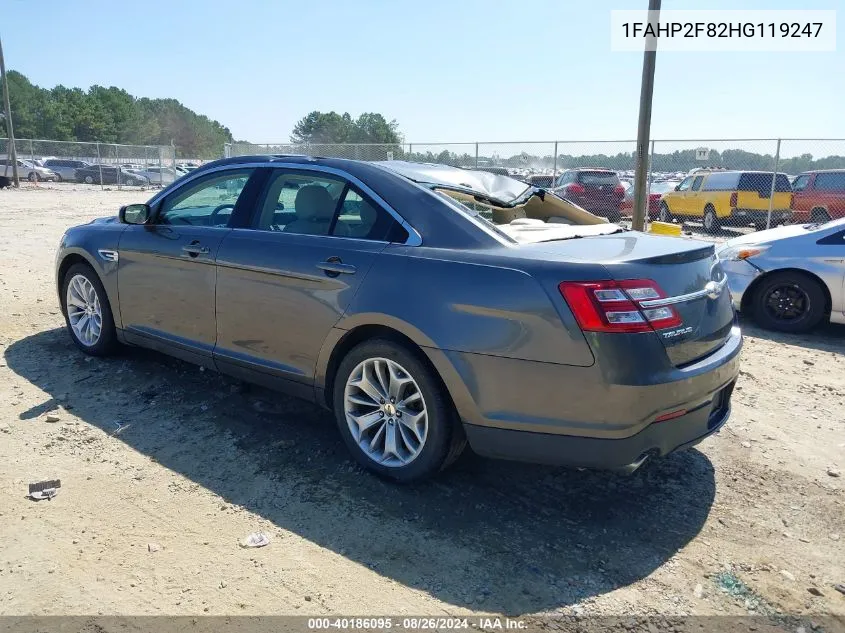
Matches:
[[210, 203, 235, 221]]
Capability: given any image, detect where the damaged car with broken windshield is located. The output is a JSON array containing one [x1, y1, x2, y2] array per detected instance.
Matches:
[[55, 156, 741, 482]]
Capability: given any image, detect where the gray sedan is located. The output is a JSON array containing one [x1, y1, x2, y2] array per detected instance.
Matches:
[[718, 219, 845, 332], [55, 156, 741, 481]]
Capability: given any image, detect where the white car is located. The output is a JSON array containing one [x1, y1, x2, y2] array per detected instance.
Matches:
[[4, 159, 58, 182]]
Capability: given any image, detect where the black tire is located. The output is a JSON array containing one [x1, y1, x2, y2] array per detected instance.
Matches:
[[703, 205, 720, 234], [658, 202, 673, 223], [55, 174, 63, 183], [84, 175, 94, 185], [332, 339, 466, 483], [28, 172, 38, 182], [751, 271, 827, 333], [811, 208, 831, 224], [61, 263, 119, 356], [125, 178, 137, 186]]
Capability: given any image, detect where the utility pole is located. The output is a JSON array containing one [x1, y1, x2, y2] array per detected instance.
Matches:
[[631, 0, 661, 232], [0, 34, 20, 186]]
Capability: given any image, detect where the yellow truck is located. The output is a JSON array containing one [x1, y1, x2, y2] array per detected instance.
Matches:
[[659, 170, 793, 233]]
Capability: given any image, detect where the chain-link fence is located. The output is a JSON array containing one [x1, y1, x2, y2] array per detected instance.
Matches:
[[229, 137, 845, 238], [1, 138, 175, 189]]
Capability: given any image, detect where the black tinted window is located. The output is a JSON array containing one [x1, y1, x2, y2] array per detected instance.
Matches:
[[738, 173, 792, 194], [691, 176, 704, 191], [578, 171, 619, 186], [814, 172, 845, 192]]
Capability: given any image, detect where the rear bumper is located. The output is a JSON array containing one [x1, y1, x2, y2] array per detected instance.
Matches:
[[464, 382, 733, 470], [730, 208, 791, 224], [427, 327, 742, 469]]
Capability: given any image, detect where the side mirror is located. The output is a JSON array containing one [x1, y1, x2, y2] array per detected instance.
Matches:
[[119, 203, 151, 225]]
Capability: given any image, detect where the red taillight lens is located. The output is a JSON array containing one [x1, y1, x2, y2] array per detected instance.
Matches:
[[558, 279, 682, 333], [730, 192, 738, 207], [566, 183, 585, 195], [614, 185, 625, 195]]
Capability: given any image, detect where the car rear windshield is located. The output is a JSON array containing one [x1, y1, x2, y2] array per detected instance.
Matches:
[[577, 171, 619, 186], [814, 172, 845, 192], [738, 172, 792, 194]]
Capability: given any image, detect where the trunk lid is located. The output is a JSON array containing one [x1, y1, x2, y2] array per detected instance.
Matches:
[[519, 232, 735, 366]]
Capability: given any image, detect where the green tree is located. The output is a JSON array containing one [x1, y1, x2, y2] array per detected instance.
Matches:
[[290, 110, 402, 144]]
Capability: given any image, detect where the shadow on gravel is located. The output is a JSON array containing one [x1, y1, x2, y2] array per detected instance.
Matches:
[[738, 315, 845, 354], [6, 328, 717, 615]]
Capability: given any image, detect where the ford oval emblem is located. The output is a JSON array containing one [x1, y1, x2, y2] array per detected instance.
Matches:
[[704, 280, 723, 300]]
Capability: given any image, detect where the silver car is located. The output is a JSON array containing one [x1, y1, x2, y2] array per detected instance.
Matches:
[[717, 218, 845, 332], [129, 166, 181, 186], [42, 159, 92, 182]]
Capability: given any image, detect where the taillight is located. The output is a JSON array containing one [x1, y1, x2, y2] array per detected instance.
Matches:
[[566, 183, 585, 195], [613, 185, 625, 195], [558, 279, 682, 333], [730, 192, 738, 207]]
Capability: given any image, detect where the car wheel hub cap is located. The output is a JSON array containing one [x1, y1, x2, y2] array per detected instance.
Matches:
[[344, 357, 428, 468], [66, 274, 102, 347]]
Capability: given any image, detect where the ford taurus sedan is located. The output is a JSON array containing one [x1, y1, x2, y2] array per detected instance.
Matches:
[[717, 217, 845, 332], [55, 156, 742, 482]]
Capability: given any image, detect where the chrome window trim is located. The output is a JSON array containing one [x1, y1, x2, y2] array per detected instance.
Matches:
[[147, 162, 422, 246]]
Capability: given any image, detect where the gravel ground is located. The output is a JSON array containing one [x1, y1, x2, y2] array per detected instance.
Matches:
[[0, 184, 843, 623]]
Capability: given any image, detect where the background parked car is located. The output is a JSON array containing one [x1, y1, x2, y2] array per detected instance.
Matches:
[[659, 170, 793, 233], [4, 159, 58, 182], [718, 218, 845, 332], [525, 174, 555, 188], [552, 168, 625, 222], [75, 165, 150, 186], [42, 159, 92, 182], [790, 170, 845, 224], [620, 180, 681, 219], [128, 166, 182, 186]]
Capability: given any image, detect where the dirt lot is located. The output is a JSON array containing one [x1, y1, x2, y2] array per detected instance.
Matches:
[[0, 184, 843, 622]]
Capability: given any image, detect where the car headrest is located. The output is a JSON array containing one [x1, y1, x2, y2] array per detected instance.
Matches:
[[295, 185, 335, 222]]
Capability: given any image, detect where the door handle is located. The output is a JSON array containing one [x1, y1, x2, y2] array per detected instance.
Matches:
[[182, 243, 210, 257], [317, 259, 356, 276]]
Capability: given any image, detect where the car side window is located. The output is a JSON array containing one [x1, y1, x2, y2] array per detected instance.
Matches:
[[255, 171, 346, 235], [158, 169, 254, 227], [334, 188, 407, 241], [691, 176, 704, 191], [677, 176, 694, 191], [792, 175, 810, 192]]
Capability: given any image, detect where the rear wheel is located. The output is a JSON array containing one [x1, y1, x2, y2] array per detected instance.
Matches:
[[751, 271, 826, 333], [703, 205, 720, 234], [811, 208, 831, 224], [333, 339, 466, 483]]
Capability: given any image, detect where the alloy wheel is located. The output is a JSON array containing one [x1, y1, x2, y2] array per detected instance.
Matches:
[[764, 284, 809, 323], [343, 357, 428, 467], [66, 274, 103, 346]]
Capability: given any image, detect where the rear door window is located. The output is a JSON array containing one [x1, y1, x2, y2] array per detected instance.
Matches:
[[814, 172, 845, 192], [738, 172, 792, 195]]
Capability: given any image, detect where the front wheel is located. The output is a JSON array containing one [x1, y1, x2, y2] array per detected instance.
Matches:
[[61, 263, 119, 355], [125, 177, 137, 186], [658, 202, 673, 223], [84, 175, 94, 184], [751, 271, 826, 333], [28, 172, 38, 182], [55, 174, 63, 183], [333, 339, 466, 482]]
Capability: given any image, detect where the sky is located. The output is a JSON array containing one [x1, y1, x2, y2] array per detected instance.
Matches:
[[3, 0, 844, 148]]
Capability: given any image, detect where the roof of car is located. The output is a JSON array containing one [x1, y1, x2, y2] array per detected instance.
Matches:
[[194, 155, 533, 203], [798, 169, 845, 174]]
